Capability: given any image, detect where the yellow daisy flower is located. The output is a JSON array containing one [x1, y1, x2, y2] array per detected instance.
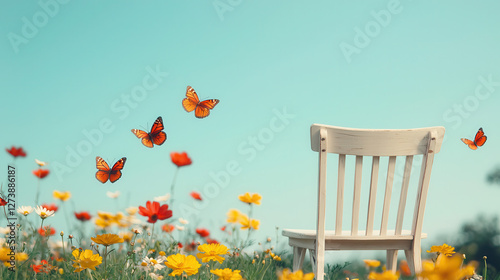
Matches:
[[238, 192, 262, 205], [363, 259, 381, 268], [211, 268, 243, 280], [91, 233, 124, 246], [196, 243, 229, 263], [426, 243, 456, 257], [71, 249, 102, 272], [53, 190, 71, 201], [165, 254, 201, 276], [239, 214, 260, 230], [419, 254, 476, 280], [226, 209, 242, 224]]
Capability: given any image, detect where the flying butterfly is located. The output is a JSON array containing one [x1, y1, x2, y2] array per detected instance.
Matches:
[[182, 86, 219, 119], [461, 128, 487, 150], [131, 116, 167, 148], [95, 157, 127, 183]]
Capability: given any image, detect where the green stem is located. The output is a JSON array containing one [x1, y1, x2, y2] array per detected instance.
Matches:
[[35, 177, 40, 206], [484, 256, 488, 280], [169, 167, 180, 211], [104, 246, 108, 279]]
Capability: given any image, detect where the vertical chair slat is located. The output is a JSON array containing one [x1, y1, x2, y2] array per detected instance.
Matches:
[[351, 156, 363, 236], [366, 156, 380, 236], [315, 128, 328, 279], [412, 131, 437, 237], [395, 155, 413, 235], [336, 154, 346, 235], [380, 156, 396, 236]]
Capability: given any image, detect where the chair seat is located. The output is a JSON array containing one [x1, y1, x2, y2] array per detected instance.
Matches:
[[282, 229, 427, 241]]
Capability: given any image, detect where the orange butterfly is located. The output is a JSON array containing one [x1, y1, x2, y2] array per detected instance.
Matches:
[[131, 116, 167, 148], [182, 86, 219, 118], [461, 128, 487, 150], [95, 157, 126, 183]]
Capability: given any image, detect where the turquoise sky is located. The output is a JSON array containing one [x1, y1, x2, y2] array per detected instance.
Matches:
[[1, 0, 500, 261]]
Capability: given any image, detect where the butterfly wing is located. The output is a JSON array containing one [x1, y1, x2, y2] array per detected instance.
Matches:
[[182, 86, 200, 113], [109, 157, 127, 183], [461, 138, 478, 150], [150, 116, 167, 146], [195, 99, 220, 118], [96, 157, 111, 183], [132, 129, 154, 148], [474, 128, 487, 147], [109, 157, 126, 183]]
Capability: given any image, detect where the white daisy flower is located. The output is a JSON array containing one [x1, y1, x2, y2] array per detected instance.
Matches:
[[153, 193, 170, 202], [140, 256, 166, 271], [17, 206, 34, 216], [34, 205, 55, 219], [35, 159, 47, 166], [106, 191, 120, 199], [149, 272, 164, 279], [175, 225, 185, 231]]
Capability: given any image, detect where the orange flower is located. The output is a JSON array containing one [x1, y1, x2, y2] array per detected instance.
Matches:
[[399, 260, 411, 276], [91, 233, 124, 246], [170, 152, 192, 167], [33, 169, 50, 179], [162, 224, 175, 233], [38, 226, 56, 237], [6, 146, 26, 157], [190, 191, 202, 201]]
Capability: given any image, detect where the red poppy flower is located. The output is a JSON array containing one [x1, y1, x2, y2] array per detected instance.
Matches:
[[170, 152, 192, 167], [220, 226, 226, 232], [162, 224, 175, 233], [38, 226, 56, 236], [32, 260, 51, 273], [32, 169, 50, 179], [177, 242, 183, 249], [206, 238, 219, 244], [74, 211, 92, 222], [41, 203, 58, 212], [190, 191, 202, 201], [6, 146, 26, 158], [138, 201, 172, 224], [196, 228, 210, 238], [0, 198, 6, 206]]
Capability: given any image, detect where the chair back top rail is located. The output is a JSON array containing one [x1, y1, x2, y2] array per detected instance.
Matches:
[[311, 124, 445, 156]]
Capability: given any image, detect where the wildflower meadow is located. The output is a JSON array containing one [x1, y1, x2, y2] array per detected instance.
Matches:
[[0, 146, 494, 280]]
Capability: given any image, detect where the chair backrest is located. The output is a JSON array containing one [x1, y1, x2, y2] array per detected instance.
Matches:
[[311, 124, 445, 242]]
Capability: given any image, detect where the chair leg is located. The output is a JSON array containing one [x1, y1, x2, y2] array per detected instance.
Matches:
[[386, 249, 398, 272], [292, 247, 307, 271], [310, 249, 324, 280], [404, 246, 422, 275]]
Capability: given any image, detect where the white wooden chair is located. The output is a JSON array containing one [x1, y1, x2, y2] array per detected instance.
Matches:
[[282, 124, 445, 280]]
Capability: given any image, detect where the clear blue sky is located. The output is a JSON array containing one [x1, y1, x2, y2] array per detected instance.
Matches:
[[1, 0, 500, 261]]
